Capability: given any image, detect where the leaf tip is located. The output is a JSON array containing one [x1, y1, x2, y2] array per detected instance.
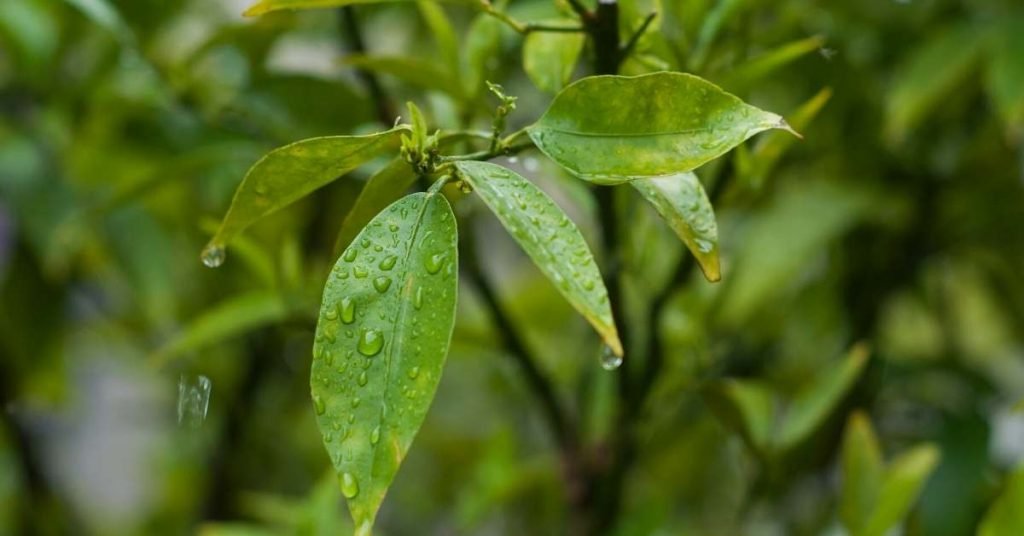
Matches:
[[241, 2, 268, 17], [778, 117, 804, 139]]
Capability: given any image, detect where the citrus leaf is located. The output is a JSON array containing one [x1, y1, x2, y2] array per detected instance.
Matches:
[[454, 160, 622, 357], [312, 192, 458, 536], [522, 25, 585, 93], [417, 0, 459, 78], [202, 128, 406, 265], [631, 172, 720, 282], [861, 445, 941, 536], [334, 158, 418, 255], [979, 462, 1024, 536], [840, 412, 885, 535], [528, 72, 795, 184]]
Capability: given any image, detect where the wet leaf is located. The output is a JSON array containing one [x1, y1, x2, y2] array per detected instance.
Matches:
[[454, 160, 622, 356], [841, 412, 885, 535], [862, 445, 940, 536], [203, 128, 406, 262], [312, 192, 457, 536], [522, 25, 585, 93], [979, 462, 1024, 536], [335, 158, 418, 254], [631, 172, 720, 282], [528, 72, 795, 184]]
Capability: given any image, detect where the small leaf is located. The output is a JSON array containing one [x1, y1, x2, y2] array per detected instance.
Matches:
[[740, 87, 832, 188], [335, 158, 418, 254], [631, 172, 720, 282], [528, 72, 795, 184], [313, 192, 458, 535], [979, 462, 1024, 536], [840, 412, 885, 535], [522, 25, 585, 93], [203, 128, 406, 262], [861, 444, 941, 536], [986, 17, 1024, 138], [454, 161, 622, 356]]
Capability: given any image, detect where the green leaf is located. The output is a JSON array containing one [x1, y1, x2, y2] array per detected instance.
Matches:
[[861, 445, 940, 536], [840, 412, 885, 535], [718, 35, 825, 92], [244, 0, 410, 17], [631, 172, 720, 282], [335, 158, 418, 254], [979, 462, 1024, 536], [202, 128, 406, 264], [461, 13, 503, 99], [528, 72, 795, 185], [344, 54, 463, 97], [702, 379, 776, 455], [152, 291, 289, 365], [312, 192, 458, 536], [62, 0, 133, 45], [454, 160, 622, 357], [522, 25, 585, 94], [417, 0, 459, 78], [739, 87, 832, 188], [986, 17, 1024, 138], [776, 343, 869, 450]]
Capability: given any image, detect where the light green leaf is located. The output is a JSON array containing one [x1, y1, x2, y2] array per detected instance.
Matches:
[[739, 87, 832, 188], [528, 72, 795, 185], [776, 343, 869, 449], [335, 158, 418, 254], [152, 291, 289, 365], [454, 160, 622, 356], [979, 462, 1024, 536], [861, 445, 941, 536], [840, 412, 885, 535], [719, 35, 825, 92], [522, 25, 585, 94], [885, 23, 985, 142], [631, 172, 720, 282], [202, 128, 406, 264], [461, 13, 503, 99], [312, 192, 458, 536], [703, 379, 776, 455], [344, 55, 463, 97], [417, 0, 459, 78], [62, 0, 132, 45]]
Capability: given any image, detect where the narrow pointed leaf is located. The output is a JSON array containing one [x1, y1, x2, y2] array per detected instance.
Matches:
[[461, 13, 503, 98], [244, 0, 409, 17], [334, 158, 418, 254], [312, 192, 457, 535], [840, 412, 885, 535], [344, 55, 463, 97], [528, 72, 796, 184], [522, 24, 585, 93], [718, 35, 825, 92], [204, 128, 406, 259], [862, 445, 940, 536], [454, 161, 622, 356], [631, 172, 720, 282], [417, 0, 459, 78]]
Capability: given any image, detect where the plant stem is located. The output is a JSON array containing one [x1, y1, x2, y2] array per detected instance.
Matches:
[[338, 7, 394, 125]]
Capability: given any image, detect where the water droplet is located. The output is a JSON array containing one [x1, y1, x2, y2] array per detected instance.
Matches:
[[177, 374, 212, 427], [200, 245, 225, 268], [353, 266, 368, 278], [339, 297, 356, 323], [389, 223, 400, 232], [424, 253, 446, 274], [351, 397, 361, 408], [694, 239, 713, 253], [357, 372, 368, 386], [413, 287, 423, 310], [600, 345, 623, 371], [407, 366, 420, 379], [313, 394, 326, 415], [343, 248, 358, 262], [370, 426, 380, 445], [583, 279, 596, 291], [325, 307, 338, 321], [358, 328, 384, 356], [340, 472, 359, 498], [360, 238, 371, 248], [373, 277, 392, 293], [379, 255, 397, 271]]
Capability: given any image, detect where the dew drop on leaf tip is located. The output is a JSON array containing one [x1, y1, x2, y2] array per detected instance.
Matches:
[[200, 244, 225, 268], [177, 374, 212, 427], [600, 345, 623, 371]]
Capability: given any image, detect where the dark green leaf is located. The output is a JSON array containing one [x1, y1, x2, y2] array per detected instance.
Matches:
[[312, 192, 457, 536], [703, 379, 776, 455], [631, 172, 720, 282], [528, 72, 795, 184], [454, 160, 622, 357]]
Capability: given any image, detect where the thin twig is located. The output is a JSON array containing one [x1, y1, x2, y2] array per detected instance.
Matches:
[[619, 12, 658, 63], [338, 7, 394, 125]]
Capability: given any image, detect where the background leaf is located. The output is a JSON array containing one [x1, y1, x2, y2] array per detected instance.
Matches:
[[979, 462, 1024, 536], [840, 412, 885, 535], [862, 445, 941, 536], [522, 26, 585, 94]]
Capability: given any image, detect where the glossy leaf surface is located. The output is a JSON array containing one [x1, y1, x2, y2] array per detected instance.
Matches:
[[312, 192, 457, 536], [203, 128, 406, 263], [631, 172, 720, 281], [528, 72, 795, 184], [454, 161, 622, 356], [522, 26, 585, 94]]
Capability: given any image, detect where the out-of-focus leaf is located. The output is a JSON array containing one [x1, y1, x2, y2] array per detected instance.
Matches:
[[454, 161, 622, 357], [979, 463, 1024, 536], [244, 0, 421, 17], [62, 0, 132, 45], [153, 291, 289, 364], [688, 0, 749, 70], [861, 445, 940, 536], [719, 35, 825, 92], [631, 172, 720, 282], [840, 412, 885, 535], [528, 72, 795, 184], [703, 379, 776, 455], [312, 192, 457, 536], [0, 0, 59, 72], [522, 25, 585, 93], [334, 158, 418, 255], [986, 17, 1024, 138], [461, 13, 503, 99], [344, 55, 463, 97], [777, 343, 869, 449], [885, 23, 985, 142], [738, 87, 832, 188], [417, 1, 459, 78], [203, 127, 407, 263]]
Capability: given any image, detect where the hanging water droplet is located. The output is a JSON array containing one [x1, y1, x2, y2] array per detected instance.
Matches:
[[200, 244, 225, 268], [177, 374, 212, 427], [340, 297, 356, 324], [340, 472, 360, 498], [313, 394, 326, 415], [379, 255, 397, 271], [351, 397, 361, 408], [373, 277, 392, 293], [370, 425, 380, 445], [600, 345, 623, 371]]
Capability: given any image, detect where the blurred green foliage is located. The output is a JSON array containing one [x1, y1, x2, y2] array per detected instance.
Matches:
[[1, 0, 1023, 535]]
